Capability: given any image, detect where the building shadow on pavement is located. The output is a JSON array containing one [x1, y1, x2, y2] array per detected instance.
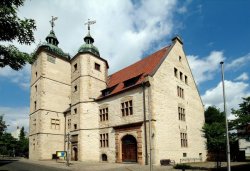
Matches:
[[0, 159, 18, 167]]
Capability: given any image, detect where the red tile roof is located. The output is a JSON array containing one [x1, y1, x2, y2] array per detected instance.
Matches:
[[100, 45, 171, 98]]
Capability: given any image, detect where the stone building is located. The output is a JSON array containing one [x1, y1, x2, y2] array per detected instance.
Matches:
[[29, 21, 206, 164]]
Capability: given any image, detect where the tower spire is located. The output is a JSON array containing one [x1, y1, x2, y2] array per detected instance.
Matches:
[[49, 16, 58, 31], [78, 19, 100, 56], [46, 16, 59, 46], [84, 19, 96, 34]]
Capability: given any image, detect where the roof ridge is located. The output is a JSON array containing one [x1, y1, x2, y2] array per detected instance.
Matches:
[[108, 45, 170, 77]]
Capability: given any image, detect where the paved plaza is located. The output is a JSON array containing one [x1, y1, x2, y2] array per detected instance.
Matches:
[[1, 157, 250, 171]]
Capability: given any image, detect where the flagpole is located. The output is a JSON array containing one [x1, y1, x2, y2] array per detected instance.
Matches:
[[220, 61, 231, 171]]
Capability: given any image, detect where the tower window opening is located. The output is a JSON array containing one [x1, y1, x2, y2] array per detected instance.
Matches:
[[74, 63, 77, 71], [95, 63, 100, 71]]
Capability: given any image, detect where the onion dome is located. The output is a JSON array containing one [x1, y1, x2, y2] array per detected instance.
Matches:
[[32, 16, 70, 60], [38, 30, 69, 59], [78, 19, 100, 57]]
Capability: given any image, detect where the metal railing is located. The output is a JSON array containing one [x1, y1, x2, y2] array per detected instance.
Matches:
[[180, 157, 202, 163]]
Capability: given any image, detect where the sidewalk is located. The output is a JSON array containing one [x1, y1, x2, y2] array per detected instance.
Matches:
[[19, 158, 175, 171], [18, 158, 250, 171]]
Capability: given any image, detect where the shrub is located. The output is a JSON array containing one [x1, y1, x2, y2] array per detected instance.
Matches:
[[174, 163, 192, 170]]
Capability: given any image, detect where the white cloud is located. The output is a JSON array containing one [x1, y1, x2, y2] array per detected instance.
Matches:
[[13, 0, 179, 74], [187, 51, 225, 85], [235, 72, 249, 81], [226, 53, 250, 70], [0, 64, 31, 89], [177, 6, 187, 14], [0, 106, 29, 133], [201, 80, 250, 119]]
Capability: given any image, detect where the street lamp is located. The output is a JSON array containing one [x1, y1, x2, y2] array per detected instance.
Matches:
[[66, 132, 70, 167], [220, 61, 231, 171]]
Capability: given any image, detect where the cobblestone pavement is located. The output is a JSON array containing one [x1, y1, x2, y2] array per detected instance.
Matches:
[[9, 158, 250, 171]]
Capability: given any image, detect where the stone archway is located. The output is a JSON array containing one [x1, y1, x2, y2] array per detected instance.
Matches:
[[72, 146, 78, 161], [122, 135, 137, 162]]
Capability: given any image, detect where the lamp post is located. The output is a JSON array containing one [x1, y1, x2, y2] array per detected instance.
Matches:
[[220, 61, 231, 171], [66, 132, 70, 167]]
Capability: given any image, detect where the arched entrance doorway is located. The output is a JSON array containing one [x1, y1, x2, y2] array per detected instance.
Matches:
[[72, 146, 78, 161], [122, 135, 137, 162]]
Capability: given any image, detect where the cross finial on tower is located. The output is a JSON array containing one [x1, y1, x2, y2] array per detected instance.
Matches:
[[50, 16, 58, 31], [85, 19, 96, 33]]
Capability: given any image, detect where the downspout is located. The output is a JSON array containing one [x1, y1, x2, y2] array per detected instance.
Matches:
[[142, 83, 148, 165], [64, 112, 66, 151], [148, 83, 153, 171]]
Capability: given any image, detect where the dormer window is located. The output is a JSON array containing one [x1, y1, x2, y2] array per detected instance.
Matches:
[[124, 74, 142, 88], [95, 63, 100, 71], [101, 84, 117, 97]]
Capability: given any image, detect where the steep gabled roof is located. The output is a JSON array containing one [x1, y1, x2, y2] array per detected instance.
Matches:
[[99, 45, 171, 99]]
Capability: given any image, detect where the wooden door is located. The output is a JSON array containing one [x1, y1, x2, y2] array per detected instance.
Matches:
[[122, 135, 137, 162]]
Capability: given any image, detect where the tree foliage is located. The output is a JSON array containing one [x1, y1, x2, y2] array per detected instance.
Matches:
[[203, 106, 226, 153], [0, 0, 36, 70], [231, 96, 250, 137], [0, 116, 29, 157], [18, 126, 29, 156], [0, 114, 7, 136]]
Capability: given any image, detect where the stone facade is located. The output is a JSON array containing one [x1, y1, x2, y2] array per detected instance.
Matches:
[[29, 31, 206, 164]]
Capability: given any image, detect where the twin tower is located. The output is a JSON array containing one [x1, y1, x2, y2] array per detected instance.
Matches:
[[29, 18, 108, 160]]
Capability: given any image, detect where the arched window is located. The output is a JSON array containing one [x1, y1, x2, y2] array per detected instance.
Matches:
[[101, 153, 108, 161]]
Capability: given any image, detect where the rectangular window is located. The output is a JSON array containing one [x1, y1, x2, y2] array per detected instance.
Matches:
[[68, 119, 71, 129], [74, 85, 77, 92], [74, 63, 78, 71], [185, 75, 188, 84], [33, 119, 36, 130], [47, 54, 56, 63], [99, 107, 108, 121], [180, 132, 188, 147], [35, 72, 37, 78], [179, 56, 182, 62], [121, 100, 133, 116], [95, 63, 100, 71], [34, 101, 37, 110], [183, 153, 187, 157], [177, 86, 184, 99], [74, 124, 77, 130], [51, 119, 60, 130], [74, 108, 77, 114], [180, 72, 183, 81], [35, 85, 37, 92], [178, 107, 185, 121], [174, 68, 178, 77], [100, 133, 109, 148]]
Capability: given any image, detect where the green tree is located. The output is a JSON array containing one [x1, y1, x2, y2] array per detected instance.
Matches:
[[0, 0, 36, 70], [231, 96, 250, 137], [202, 106, 227, 165], [0, 115, 7, 136], [0, 115, 17, 156], [18, 126, 29, 157]]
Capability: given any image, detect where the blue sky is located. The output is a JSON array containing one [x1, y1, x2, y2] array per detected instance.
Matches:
[[0, 0, 250, 132]]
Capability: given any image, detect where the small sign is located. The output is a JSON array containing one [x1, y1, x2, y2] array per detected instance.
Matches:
[[56, 151, 67, 157]]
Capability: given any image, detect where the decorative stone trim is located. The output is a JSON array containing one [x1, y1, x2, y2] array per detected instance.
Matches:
[[114, 123, 143, 164]]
